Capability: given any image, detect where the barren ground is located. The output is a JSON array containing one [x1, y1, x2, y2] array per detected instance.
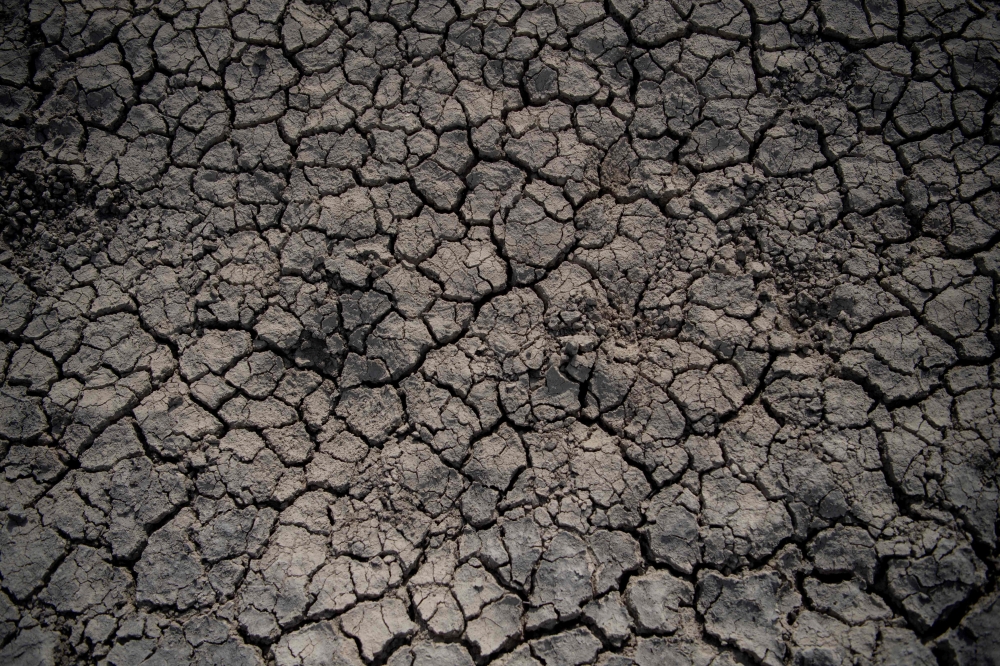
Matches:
[[0, 0, 999, 664]]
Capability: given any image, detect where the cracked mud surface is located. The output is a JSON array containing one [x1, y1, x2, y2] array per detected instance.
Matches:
[[0, 0, 999, 664]]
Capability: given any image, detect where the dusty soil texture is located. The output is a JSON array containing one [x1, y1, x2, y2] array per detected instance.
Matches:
[[1, 0, 1000, 664]]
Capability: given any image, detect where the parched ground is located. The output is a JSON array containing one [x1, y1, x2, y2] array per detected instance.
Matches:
[[0, 0, 999, 664]]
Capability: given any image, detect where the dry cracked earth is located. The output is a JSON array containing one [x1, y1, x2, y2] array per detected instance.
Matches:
[[1, 0, 1000, 664]]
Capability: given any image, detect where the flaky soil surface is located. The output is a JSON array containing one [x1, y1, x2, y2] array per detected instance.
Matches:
[[0, 0, 999, 664]]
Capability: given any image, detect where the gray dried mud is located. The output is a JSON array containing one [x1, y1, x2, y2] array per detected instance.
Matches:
[[0, 0, 999, 664]]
